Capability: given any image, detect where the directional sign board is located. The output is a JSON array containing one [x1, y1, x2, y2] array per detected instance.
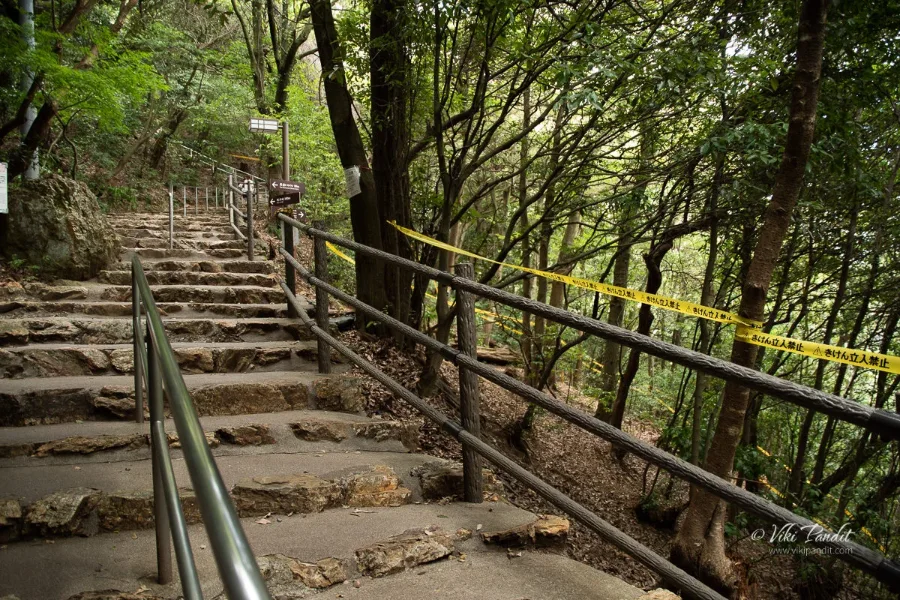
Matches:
[[269, 179, 306, 207], [270, 180, 305, 194]]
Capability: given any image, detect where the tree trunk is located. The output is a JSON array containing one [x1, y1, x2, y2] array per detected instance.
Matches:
[[371, 0, 413, 332], [310, 0, 386, 315], [595, 232, 630, 419], [671, 0, 827, 592], [8, 99, 58, 180]]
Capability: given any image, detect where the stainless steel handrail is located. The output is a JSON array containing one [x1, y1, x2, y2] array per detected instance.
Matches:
[[132, 256, 271, 599]]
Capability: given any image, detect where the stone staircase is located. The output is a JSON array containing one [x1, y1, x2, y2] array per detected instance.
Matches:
[[0, 211, 650, 600]]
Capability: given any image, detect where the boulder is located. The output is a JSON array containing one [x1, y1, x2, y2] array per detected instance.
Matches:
[[355, 527, 455, 577], [5, 175, 119, 279]]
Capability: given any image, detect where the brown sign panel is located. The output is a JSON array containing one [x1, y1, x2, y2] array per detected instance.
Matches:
[[270, 192, 301, 207], [270, 180, 306, 194]]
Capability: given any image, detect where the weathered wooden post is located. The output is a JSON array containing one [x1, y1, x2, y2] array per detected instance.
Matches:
[[455, 262, 483, 502], [168, 182, 174, 250], [313, 221, 331, 374], [194, 187, 198, 215], [182, 186, 186, 218]]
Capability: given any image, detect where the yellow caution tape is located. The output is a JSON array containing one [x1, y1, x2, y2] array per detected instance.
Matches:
[[326, 242, 356, 266], [736, 326, 900, 375], [390, 221, 762, 328], [392, 221, 900, 375]]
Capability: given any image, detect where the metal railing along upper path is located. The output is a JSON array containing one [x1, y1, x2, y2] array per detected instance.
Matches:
[[131, 255, 271, 600], [277, 213, 900, 600]]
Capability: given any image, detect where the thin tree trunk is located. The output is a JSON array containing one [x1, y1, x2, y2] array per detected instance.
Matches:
[[310, 0, 386, 315]]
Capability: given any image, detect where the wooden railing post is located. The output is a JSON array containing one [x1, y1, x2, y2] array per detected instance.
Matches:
[[182, 186, 186, 218], [147, 326, 172, 584], [283, 217, 297, 318], [313, 222, 331, 374], [454, 262, 483, 502]]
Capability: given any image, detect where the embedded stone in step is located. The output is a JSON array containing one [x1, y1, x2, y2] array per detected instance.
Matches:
[[191, 381, 306, 416], [33, 433, 146, 457], [232, 474, 342, 517], [98, 489, 200, 532], [341, 465, 411, 508], [355, 527, 456, 577], [480, 514, 570, 548], [411, 461, 503, 500], [66, 590, 166, 600], [24, 488, 101, 537], [166, 431, 220, 449], [637, 590, 681, 600], [0, 497, 23, 542], [290, 417, 418, 451], [91, 394, 146, 421], [132, 259, 275, 274], [0, 346, 112, 378], [21, 282, 89, 301], [215, 424, 275, 446], [256, 554, 349, 592], [311, 377, 365, 412]]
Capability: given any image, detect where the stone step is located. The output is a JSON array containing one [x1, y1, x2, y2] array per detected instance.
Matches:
[[0, 316, 309, 346], [0, 448, 433, 515], [118, 258, 276, 274], [98, 270, 278, 288], [121, 237, 263, 251], [0, 301, 295, 319], [14, 282, 283, 304], [0, 340, 340, 378], [0, 370, 362, 425], [0, 410, 417, 462], [0, 499, 581, 600], [127, 247, 266, 260], [119, 227, 236, 238]]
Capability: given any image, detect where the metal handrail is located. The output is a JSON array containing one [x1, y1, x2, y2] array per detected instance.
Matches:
[[131, 256, 271, 600], [277, 213, 900, 598]]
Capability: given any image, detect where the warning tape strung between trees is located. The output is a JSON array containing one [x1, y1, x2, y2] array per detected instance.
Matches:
[[388, 222, 900, 376]]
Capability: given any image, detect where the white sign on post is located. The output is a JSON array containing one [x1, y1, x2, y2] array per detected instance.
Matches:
[[0, 163, 7, 214], [344, 166, 361, 198]]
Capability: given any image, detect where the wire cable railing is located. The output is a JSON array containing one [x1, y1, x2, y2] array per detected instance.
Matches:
[[277, 213, 900, 600], [131, 255, 271, 600]]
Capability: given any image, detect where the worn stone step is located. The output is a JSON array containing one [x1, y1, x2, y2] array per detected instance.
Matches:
[[122, 237, 263, 252], [0, 499, 562, 600], [0, 301, 295, 319], [33, 282, 282, 304], [0, 316, 308, 346], [98, 269, 277, 288], [0, 340, 340, 378], [119, 227, 235, 239], [113, 259, 276, 274], [0, 370, 361, 425], [0, 448, 431, 509], [0, 410, 417, 463], [127, 247, 266, 260]]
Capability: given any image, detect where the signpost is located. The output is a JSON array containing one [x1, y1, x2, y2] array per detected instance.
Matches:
[[249, 118, 290, 181], [269, 179, 305, 207]]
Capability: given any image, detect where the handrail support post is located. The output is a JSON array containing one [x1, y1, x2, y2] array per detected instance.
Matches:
[[455, 262, 483, 502], [246, 187, 254, 261], [313, 222, 331, 374], [168, 183, 174, 250], [132, 266, 144, 424], [148, 326, 173, 584]]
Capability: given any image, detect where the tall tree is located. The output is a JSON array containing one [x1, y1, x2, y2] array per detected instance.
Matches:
[[672, 0, 829, 592]]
